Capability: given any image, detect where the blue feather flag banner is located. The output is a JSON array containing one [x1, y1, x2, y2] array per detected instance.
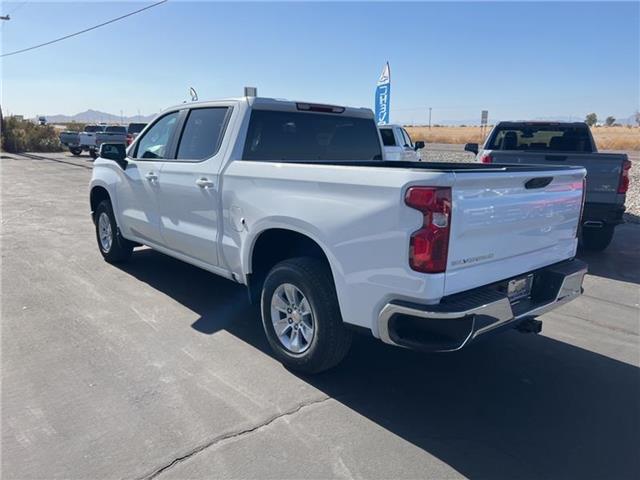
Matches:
[[374, 62, 391, 125]]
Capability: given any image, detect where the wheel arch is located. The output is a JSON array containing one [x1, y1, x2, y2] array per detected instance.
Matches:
[[89, 185, 112, 220], [245, 227, 338, 304]]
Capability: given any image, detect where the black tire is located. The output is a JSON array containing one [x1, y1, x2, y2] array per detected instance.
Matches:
[[580, 225, 615, 252], [260, 257, 352, 374], [69, 147, 82, 156], [94, 200, 134, 263], [89, 148, 98, 160]]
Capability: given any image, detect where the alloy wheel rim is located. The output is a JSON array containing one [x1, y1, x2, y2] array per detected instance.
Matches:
[[98, 212, 113, 252], [270, 283, 314, 353]]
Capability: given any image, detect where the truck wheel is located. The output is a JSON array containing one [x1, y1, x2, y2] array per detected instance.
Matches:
[[94, 200, 133, 263], [89, 148, 98, 160], [580, 225, 615, 252], [260, 257, 352, 374], [69, 147, 82, 156]]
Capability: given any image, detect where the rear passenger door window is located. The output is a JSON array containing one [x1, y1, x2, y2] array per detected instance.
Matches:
[[176, 107, 230, 161], [134, 112, 180, 159], [380, 128, 396, 146]]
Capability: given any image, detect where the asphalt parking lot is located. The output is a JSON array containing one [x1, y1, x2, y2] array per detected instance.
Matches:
[[2, 152, 639, 479]]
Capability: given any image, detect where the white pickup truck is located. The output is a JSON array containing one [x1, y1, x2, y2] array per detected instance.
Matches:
[[59, 124, 105, 156], [90, 97, 587, 373], [379, 124, 424, 161]]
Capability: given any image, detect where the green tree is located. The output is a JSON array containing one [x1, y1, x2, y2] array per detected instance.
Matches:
[[605, 116, 616, 127], [585, 113, 598, 126]]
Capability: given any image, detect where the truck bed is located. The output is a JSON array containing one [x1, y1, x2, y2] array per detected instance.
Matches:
[[272, 159, 584, 173]]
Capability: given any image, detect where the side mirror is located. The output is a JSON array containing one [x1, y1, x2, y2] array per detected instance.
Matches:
[[414, 140, 425, 150], [464, 143, 479, 155], [100, 143, 127, 169]]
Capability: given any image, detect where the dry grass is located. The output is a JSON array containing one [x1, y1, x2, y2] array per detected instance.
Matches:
[[590, 126, 640, 151], [405, 125, 640, 151]]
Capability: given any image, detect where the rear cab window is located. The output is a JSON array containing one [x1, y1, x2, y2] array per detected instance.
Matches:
[[127, 123, 147, 135], [243, 109, 383, 162], [487, 123, 594, 152], [105, 126, 126, 134]]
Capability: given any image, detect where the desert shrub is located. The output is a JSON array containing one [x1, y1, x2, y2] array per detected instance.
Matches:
[[1, 117, 63, 153]]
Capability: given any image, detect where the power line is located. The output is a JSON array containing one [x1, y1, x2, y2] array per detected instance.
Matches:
[[7, 0, 31, 16], [1, 0, 168, 58]]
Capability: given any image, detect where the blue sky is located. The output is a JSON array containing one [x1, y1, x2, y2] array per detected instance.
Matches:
[[1, 1, 638, 124]]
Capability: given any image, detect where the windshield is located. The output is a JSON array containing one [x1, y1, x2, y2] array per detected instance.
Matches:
[[487, 123, 593, 152], [243, 110, 383, 161]]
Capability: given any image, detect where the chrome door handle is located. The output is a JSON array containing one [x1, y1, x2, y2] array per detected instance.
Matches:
[[145, 172, 158, 182], [195, 177, 215, 189]]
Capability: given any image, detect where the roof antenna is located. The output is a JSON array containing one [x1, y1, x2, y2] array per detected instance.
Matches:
[[189, 87, 198, 102], [244, 86, 257, 97]]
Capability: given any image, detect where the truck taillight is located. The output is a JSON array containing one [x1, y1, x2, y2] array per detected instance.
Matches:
[[126, 134, 133, 146], [405, 187, 451, 273], [480, 154, 493, 164], [618, 159, 631, 194], [296, 102, 345, 113], [578, 178, 586, 236]]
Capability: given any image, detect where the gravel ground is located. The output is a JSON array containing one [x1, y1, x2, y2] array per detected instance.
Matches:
[[423, 144, 640, 223]]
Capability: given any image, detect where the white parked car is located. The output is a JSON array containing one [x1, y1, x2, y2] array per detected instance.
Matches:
[[379, 124, 424, 161], [90, 97, 587, 373]]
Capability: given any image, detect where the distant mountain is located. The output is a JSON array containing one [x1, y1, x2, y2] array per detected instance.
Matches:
[[404, 119, 486, 127], [527, 114, 636, 125], [615, 114, 639, 126], [39, 109, 157, 124]]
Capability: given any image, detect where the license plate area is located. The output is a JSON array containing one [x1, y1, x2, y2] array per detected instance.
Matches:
[[507, 274, 534, 302]]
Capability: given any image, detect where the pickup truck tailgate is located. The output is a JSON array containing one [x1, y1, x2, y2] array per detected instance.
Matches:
[[444, 167, 585, 295], [488, 151, 626, 204]]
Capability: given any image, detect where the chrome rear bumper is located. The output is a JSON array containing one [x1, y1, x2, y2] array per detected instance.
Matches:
[[378, 259, 587, 352]]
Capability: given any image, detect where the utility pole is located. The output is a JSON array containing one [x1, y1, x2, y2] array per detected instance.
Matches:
[[428, 107, 432, 129]]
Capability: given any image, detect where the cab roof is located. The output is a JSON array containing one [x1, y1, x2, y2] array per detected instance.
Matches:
[[164, 96, 374, 119], [497, 120, 588, 127]]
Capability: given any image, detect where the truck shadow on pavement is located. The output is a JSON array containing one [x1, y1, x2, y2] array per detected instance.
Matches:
[[576, 222, 640, 285], [117, 249, 640, 480]]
